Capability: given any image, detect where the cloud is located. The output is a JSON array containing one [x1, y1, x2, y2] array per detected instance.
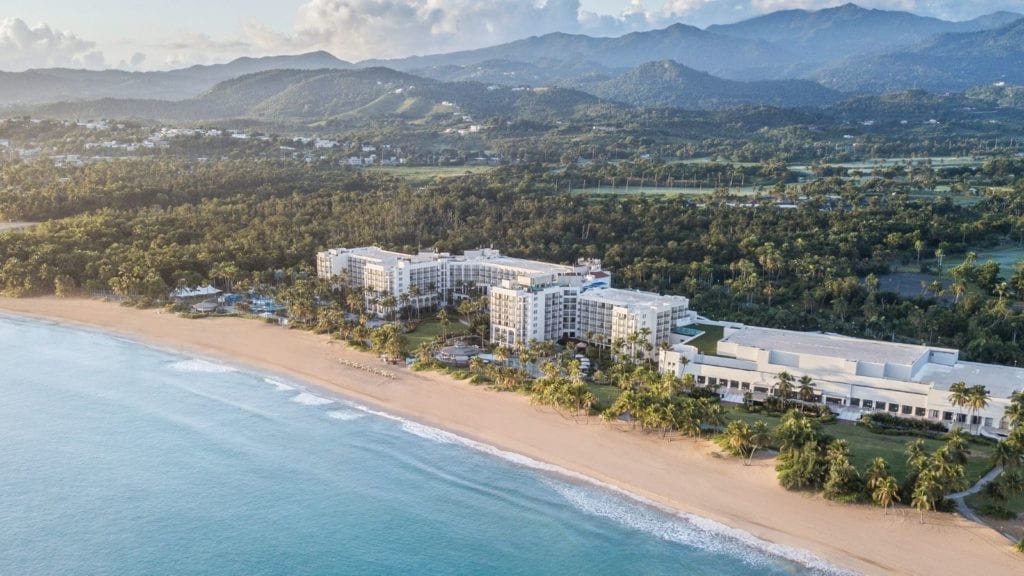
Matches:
[[244, 0, 660, 61], [0, 18, 107, 70]]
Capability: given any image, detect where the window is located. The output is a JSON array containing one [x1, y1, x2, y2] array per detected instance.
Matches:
[[984, 417, 993, 427], [741, 382, 750, 390], [708, 378, 718, 386], [730, 380, 739, 389], [929, 410, 939, 419], [862, 400, 873, 409], [915, 408, 926, 417], [697, 376, 706, 384], [850, 398, 861, 407], [754, 386, 768, 393], [888, 403, 899, 413], [902, 405, 912, 415], [943, 411, 953, 421]]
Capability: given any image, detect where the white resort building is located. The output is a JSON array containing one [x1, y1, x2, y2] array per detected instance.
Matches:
[[659, 323, 1023, 433], [317, 246, 694, 356]]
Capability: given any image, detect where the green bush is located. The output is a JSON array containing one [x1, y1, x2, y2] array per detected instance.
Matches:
[[859, 413, 947, 438]]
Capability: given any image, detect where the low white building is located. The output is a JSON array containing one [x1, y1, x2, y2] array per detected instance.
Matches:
[[660, 324, 1022, 432]]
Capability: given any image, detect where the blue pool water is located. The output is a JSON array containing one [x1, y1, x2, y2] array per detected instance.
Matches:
[[0, 315, 849, 575]]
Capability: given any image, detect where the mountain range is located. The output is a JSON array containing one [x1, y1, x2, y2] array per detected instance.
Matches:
[[2, 3, 1023, 120]]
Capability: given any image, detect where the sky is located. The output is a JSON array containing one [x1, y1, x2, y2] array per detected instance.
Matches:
[[1, 0, 1023, 71]]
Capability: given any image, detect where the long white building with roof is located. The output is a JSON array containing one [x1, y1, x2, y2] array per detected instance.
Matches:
[[659, 324, 1023, 433]]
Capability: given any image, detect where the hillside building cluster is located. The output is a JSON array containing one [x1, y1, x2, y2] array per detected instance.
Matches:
[[317, 246, 1023, 434]]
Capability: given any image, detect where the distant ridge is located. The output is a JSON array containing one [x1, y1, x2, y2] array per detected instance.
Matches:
[[577, 60, 842, 110], [707, 3, 1022, 63], [361, 23, 796, 81], [0, 51, 352, 106], [1, 4, 1022, 108], [814, 18, 1024, 92]]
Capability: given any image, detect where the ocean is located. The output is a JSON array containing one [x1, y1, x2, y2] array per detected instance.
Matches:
[[0, 315, 850, 575]]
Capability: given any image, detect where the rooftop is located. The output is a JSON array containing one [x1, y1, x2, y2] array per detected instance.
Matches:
[[580, 288, 689, 309], [343, 246, 440, 266], [457, 253, 576, 276], [917, 361, 1024, 399], [720, 326, 951, 367]]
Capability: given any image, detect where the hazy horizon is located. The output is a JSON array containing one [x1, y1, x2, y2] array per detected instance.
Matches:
[[2, 0, 1023, 73]]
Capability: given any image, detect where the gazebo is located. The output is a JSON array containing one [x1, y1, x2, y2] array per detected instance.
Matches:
[[437, 342, 482, 367]]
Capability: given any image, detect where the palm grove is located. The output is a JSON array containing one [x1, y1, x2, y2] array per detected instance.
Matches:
[[3, 156, 1024, 512]]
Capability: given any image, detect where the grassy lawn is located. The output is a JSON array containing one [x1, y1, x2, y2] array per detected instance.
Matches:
[[942, 244, 1024, 272], [685, 324, 725, 355], [368, 165, 495, 185], [726, 408, 994, 483], [967, 490, 1024, 516], [572, 185, 760, 197], [404, 318, 468, 349], [588, 383, 622, 411]]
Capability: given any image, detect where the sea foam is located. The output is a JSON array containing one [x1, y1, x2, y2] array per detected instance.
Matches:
[[290, 392, 335, 406], [326, 410, 365, 421], [169, 359, 237, 374], [264, 377, 295, 391], [344, 399, 857, 576]]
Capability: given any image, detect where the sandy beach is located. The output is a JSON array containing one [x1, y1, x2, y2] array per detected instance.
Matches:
[[2, 296, 1020, 575]]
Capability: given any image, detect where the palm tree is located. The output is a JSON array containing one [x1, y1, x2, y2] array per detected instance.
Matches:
[[494, 345, 510, 368], [947, 381, 969, 429], [912, 471, 940, 523], [797, 375, 815, 403], [436, 308, 450, 341], [873, 476, 901, 515], [966, 384, 991, 434], [993, 440, 1023, 470], [865, 457, 891, 492], [1007, 391, 1024, 430], [719, 421, 752, 460], [943, 428, 970, 466], [905, 438, 928, 477], [774, 371, 795, 408], [747, 420, 772, 465]]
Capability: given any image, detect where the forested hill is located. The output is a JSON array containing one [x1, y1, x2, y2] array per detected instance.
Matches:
[[0, 52, 351, 106], [580, 61, 843, 109], [814, 18, 1024, 92], [25, 68, 606, 125], [707, 3, 1021, 64], [362, 23, 794, 81]]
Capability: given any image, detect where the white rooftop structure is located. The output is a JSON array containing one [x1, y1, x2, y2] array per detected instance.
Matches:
[[170, 285, 222, 299], [579, 287, 690, 310], [454, 248, 576, 277], [918, 361, 1024, 399], [339, 246, 444, 266], [718, 326, 957, 372], [661, 323, 1023, 432]]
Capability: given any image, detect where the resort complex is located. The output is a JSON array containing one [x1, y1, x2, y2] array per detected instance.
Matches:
[[317, 246, 694, 357], [319, 246, 1024, 434]]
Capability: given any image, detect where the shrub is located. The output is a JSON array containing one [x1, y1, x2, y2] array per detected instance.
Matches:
[[859, 413, 946, 438]]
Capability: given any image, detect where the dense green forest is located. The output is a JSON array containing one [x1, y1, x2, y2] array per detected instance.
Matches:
[[3, 156, 1024, 366]]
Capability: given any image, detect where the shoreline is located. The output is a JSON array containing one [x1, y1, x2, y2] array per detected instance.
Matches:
[[3, 296, 1021, 575]]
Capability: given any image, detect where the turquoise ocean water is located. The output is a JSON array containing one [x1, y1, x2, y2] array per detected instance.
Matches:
[[0, 315, 851, 575]]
